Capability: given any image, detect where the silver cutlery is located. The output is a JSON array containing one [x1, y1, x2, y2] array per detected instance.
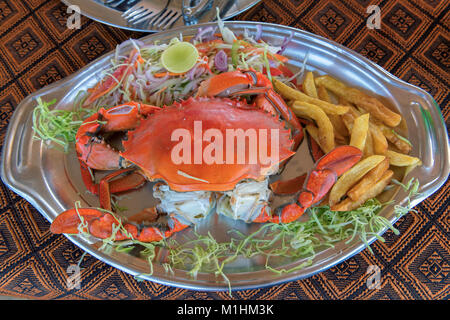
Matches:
[[121, 0, 182, 31]]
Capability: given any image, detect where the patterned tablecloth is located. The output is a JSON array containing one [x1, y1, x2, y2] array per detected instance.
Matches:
[[0, 0, 448, 300]]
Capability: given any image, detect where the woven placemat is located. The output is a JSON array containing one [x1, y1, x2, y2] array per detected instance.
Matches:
[[0, 0, 448, 299]]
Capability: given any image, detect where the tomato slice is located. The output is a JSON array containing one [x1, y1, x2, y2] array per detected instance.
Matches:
[[86, 64, 130, 104], [263, 64, 298, 86], [262, 67, 282, 77]]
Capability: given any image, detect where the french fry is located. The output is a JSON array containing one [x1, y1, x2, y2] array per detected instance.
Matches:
[[379, 124, 412, 154], [338, 96, 351, 106], [331, 170, 394, 211], [386, 150, 421, 166], [316, 83, 349, 140], [341, 112, 355, 132], [342, 110, 374, 156], [317, 84, 331, 102], [345, 110, 386, 154], [342, 104, 363, 123], [315, 75, 402, 127], [341, 111, 375, 157], [329, 155, 386, 206], [331, 115, 350, 138], [292, 101, 335, 153], [349, 113, 370, 151], [334, 129, 348, 145], [348, 105, 361, 117], [369, 122, 388, 155], [364, 129, 374, 157], [305, 124, 326, 152], [274, 79, 349, 115], [347, 158, 389, 201], [303, 71, 318, 98], [329, 198, 353, 212]]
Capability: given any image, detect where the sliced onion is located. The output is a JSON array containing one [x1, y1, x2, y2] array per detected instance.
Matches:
[[193, 26, 216, 42], [115, 39, 144, 59], [269, 59, 278, 67], [278, 31, 293, 54], [255, 24, 262, 41], [214, 50, 228, 72], [186, 63, 198, 80]]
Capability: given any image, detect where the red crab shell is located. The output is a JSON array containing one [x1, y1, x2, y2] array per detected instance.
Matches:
[[120, 97, 295, 192]]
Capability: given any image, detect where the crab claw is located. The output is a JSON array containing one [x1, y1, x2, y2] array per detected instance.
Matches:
[[50, 207, 189, 242], [75, 112, 123, 171], [75, 102, 160, 171], [256, 145, 363, 224], [98, 102, 160, 132], [50, 208, 104, 235], [197, 70, 272, 97], [270, 173, 307, 195]]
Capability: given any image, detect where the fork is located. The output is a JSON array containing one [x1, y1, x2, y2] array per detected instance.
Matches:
[[103, 0, 138, 8], [122, 0, 182, 31]]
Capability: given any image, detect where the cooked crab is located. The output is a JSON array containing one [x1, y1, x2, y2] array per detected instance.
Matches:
[[50, 70, 362, 242]]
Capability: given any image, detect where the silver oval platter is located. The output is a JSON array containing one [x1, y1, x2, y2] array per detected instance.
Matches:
[[61, 0, 261, 32], [2, 22, 449, 292]]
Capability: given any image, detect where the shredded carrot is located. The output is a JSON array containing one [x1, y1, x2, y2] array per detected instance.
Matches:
[[87, 83, 98, 93], [135, 54, 144, 68], [153, 72, 187, 78], [195, 39, 225, 54], [127, 48, 145, 69], [198, 62, 211, 74], [272, 53, 289, 63], [128, 48, 137, 59]]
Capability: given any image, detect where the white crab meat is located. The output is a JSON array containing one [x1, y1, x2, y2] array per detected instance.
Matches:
[[216, 179, 272, 222], [153, 183, 215, 226]]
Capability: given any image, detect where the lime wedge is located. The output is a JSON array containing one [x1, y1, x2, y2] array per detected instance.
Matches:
[[161, 42, 199, 74]]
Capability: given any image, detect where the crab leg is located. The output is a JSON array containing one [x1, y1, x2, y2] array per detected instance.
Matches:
[[50, 207, 189, 242], [256, 145, 363, 224], [108, 171, 147, 194], [79, 160, 99, 195], [51, 169, 187, 242], [78, 159, 146, 197], [97, 168, 146, 210]]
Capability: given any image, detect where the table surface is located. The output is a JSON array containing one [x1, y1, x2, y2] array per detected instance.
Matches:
[[0, 0, 448, 300]]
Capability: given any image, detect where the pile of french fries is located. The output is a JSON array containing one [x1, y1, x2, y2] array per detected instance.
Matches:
[[274, 73, 422, 211]]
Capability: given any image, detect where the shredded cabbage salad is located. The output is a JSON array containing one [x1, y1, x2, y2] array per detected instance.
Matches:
[[85, 18, 299, 110]]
